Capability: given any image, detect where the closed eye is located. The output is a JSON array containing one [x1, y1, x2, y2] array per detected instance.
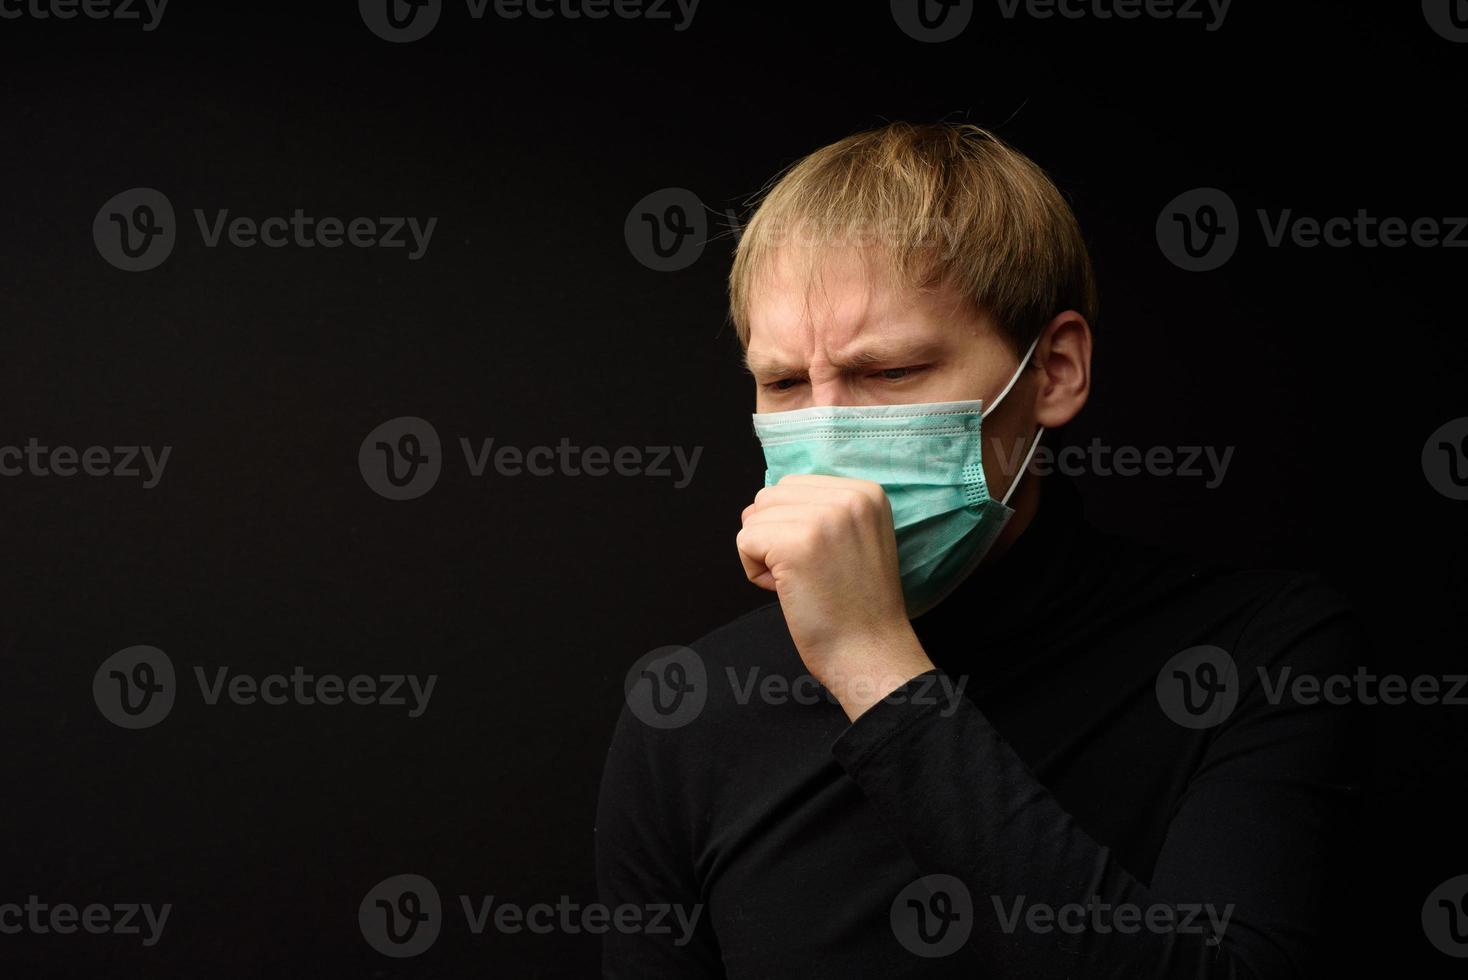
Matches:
[[869, 365, 927, 382]]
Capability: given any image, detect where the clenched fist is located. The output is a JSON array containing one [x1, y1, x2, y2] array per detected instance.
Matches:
[[736, 474, 934, 721]]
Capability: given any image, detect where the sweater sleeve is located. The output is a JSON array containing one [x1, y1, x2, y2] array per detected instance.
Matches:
[[594, 698, 726, 978], [830, 576, 1367, 979]]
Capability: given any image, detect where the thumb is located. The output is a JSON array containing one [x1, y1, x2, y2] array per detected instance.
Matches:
[[735, 525, 778, 592]]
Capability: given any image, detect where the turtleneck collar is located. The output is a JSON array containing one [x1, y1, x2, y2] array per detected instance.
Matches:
[[910, 473, 1090, 653]]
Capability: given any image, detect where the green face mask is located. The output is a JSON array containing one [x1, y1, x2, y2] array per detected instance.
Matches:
[[750, 336, 1043, 618]]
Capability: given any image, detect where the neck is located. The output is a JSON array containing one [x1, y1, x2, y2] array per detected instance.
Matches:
[[984, 467, 1042, 564]]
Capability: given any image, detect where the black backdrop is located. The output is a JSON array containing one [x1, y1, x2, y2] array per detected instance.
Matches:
[[2, 1, 1466, 975]]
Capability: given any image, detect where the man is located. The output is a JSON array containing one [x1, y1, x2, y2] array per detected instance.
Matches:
[[596, 122, 1364, 977]]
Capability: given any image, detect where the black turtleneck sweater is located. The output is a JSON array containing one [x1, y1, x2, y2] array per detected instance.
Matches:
[[595, 474, 1368, 978]]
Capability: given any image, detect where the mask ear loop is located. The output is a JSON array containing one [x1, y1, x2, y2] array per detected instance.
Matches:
[[980, 333, 1043, 420], [1001, 427, 1044, 507], [979, 332, 1045, 506]]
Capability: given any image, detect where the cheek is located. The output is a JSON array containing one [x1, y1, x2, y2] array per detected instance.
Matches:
[[753, 388, 787, 414], [981, 416, 1031, 474], [917, 365, 987, 403]]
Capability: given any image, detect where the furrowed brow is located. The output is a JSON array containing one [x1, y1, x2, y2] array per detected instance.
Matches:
[[742, 351, 805, 379], [831, 340, 943, 371]]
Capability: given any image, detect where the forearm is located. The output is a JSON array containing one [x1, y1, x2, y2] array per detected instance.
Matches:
[[832, 672, 1301, 979]]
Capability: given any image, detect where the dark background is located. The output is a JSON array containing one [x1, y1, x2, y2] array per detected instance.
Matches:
[[2, 0, 1465, 975]]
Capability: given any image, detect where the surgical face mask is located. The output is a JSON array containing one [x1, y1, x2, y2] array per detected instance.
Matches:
[[751, 335, 1043, 618]]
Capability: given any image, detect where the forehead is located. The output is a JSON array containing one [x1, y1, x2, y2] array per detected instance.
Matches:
[[745, 245, 974, 357]]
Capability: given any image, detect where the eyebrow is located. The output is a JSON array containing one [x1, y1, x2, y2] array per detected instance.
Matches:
[[742, 351, 801, 379], [744, 340, 945, 378]]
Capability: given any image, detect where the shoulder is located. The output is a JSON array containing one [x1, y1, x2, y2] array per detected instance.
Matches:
[[1071, 523, 1365, 690], [686, 599, 799, 673], [606, 598, 802, 750], [1222, 568, 1364, 680], [1093, 523, 1356, 639]]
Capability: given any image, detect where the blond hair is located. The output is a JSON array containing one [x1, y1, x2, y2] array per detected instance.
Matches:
[[727, 122, 1098, 353]]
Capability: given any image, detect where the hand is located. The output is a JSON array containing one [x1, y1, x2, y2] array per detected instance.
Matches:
[[736, 474, 935, 721]]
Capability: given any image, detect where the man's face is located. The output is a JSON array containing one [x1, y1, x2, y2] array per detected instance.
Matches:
[[744, 246, 1037, 491], [746, 246, 1026, 410]]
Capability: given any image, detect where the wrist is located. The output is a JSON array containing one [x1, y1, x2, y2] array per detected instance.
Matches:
[[823, 623, 934, 722]]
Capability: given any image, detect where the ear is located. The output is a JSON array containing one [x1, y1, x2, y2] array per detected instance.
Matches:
[[1031, 311, 1092, 428]]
